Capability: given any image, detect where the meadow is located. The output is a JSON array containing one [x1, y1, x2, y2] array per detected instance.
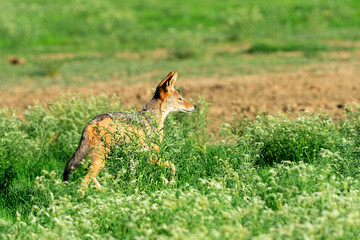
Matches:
[[1, 96, 360, 239], [1, 0, 359, 89], [1, 0, 360, 239], [1, 0, 359, 54]]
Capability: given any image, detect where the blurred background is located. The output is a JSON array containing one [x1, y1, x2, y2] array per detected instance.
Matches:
[[1, 0, 359, 53], [0, 0, 359, 130]]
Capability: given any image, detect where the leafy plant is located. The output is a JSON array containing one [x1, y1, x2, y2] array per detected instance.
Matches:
[[0, 164, 16, 195], [231, 111, 340, 166]]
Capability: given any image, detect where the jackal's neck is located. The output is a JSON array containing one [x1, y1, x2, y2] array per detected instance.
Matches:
[[142, 98, 166, 131]]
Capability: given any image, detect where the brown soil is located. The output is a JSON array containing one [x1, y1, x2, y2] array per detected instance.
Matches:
[[1, 60, 359, 132]]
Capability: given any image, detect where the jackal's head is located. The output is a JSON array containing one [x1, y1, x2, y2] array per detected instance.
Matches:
[[154, 71, 196, 116]]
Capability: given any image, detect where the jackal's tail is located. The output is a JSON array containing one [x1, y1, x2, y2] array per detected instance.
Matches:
[[63, 127, 91, 181]]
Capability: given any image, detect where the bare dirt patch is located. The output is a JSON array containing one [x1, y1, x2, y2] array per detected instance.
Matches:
[[1, 60, 359, 132]]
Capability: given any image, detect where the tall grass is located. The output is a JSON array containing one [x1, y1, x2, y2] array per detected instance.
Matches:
[[230, 112, 340, 166], [1, 95, 360, 238]]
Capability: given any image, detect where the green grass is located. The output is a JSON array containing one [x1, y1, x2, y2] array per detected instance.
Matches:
[[1, 96, 360, 239], [1, 45, 357, 90], [1, 0, 359, 90], [246, 41, 355, 54], [1, 0, 360, 238], [1, 0, 359, 54]]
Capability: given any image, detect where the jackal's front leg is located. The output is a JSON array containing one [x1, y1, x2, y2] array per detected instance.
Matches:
[[79, 144, 108, 197]]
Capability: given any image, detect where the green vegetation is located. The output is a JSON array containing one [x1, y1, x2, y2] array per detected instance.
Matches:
[[1, 0, 360, 239], [1, 96, 360, 239], [1, 0, 359, 54], [245, 42, 355, 54], [1, 0, 359, 89], [1, 45, 357, 90]]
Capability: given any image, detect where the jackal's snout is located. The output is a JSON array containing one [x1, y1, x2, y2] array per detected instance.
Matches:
[[181, 101, 196, 113]]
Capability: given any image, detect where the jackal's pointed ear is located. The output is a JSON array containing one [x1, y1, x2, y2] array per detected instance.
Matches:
[[155, 71, 178, 100], [157, 71, 177, 92]]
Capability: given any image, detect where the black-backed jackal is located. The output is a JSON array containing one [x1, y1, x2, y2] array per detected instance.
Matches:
[[63, 71, 196, 194]]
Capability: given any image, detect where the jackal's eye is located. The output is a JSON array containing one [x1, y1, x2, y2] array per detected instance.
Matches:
[[178, 97, 183, 101]]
